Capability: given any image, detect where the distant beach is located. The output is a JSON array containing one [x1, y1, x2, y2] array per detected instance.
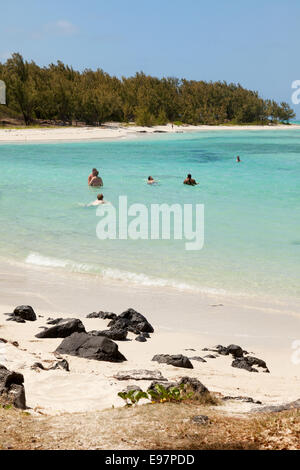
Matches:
[[1, 122, 300, 143]]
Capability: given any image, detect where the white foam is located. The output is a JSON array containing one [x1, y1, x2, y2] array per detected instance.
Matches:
[[24, 251, 233, 296], [26, 253, 68, 268]]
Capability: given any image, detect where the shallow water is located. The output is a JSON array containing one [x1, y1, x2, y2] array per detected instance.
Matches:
[[0, 129, 299, 303]]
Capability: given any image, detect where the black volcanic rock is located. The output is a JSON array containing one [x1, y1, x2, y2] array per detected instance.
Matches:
[[189, 356, 207, 363], [179, 376, 208, 394], [56, 332, 126, 363], [89, 328, 128, 341], [231, 355, 269, 373], [231, 358, 259, 373], [108, 308, 154, 334], [86, 311, 117, 320], [226, 344, 244, 358], [35, 318, 86, 339], [6, 305, 37, 323], [152, 354, 193, 369], [135, 335, 147, 342], [0, 365, 26, 409]]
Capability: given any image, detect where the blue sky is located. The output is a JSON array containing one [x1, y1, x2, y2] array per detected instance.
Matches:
[[1, 0, 299, 116]]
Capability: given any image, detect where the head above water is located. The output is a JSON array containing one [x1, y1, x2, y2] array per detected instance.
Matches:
[[148, 176, 154, 181], [187, 174, 192, 179], [92, 168, 98, 176], [97, 194, 104, 200]]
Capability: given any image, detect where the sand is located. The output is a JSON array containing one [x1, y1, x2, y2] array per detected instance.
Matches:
[[0, 259, 299, 416], [0, 122, 300, 143]]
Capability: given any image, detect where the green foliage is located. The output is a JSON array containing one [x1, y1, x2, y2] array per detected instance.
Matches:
[[118, 384, 195, 407], [155, 109, 168, 125], [135, 106, 155, 127], [0, 53, 295, 126], [148, 383, 193, 403], [1, 404, 13, 410], [118, 390, 149, 406]]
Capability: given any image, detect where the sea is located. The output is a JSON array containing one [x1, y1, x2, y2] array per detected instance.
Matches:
[[0, 129, 299, 306]]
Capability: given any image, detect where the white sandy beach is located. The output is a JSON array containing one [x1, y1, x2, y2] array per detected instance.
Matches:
[[1, 259, 299, 416], [0, 123, 300, 143]]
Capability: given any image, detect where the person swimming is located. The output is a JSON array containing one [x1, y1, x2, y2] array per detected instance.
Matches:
[[183, 174, 198, 186], [88, 193, 107, 206], [89, 169, 103, 187], [236, 156, 241, 162], [147, 176, 157, 184]]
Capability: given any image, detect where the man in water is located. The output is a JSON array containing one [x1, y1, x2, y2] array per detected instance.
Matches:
[[89, 169, 103, 187], [88, 168, 97, 185], [88, 193, 107, 206], [183, 174, 198, 186], [236, 156, 241, 162]]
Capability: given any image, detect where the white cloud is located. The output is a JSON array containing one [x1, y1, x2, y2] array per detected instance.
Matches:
[[46, 20, 78, 37]]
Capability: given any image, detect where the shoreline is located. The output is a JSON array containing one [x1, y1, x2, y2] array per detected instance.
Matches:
[[1, 258, 299, 415], [1, 122, 300, 143]]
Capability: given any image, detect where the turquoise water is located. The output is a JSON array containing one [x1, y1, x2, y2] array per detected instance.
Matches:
[[0, 130, 299, 302]]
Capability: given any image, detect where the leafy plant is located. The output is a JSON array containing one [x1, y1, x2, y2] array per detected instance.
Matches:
[[148, 383, 193, 403], [118, 390, 148, 407]]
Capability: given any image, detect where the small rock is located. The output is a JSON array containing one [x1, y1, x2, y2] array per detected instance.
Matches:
[[36, 318, 86, 339], [89, 328, 128, 341], [189, 356, 207, 363], [13, 305, 37, 322], [179, 377, 209, 395], [152, 354, 193, 369], [231, 358, 258, 373], [121, 385, 143, 393], [135, 335, 147, 342], [222, 396, 262, 404], [49, 359, 70, 372], [148, 381, 178, 391], [31, 362, 46, 371], [86, 311, 117, 320], [226, 344, 244, 358], [191, 415, 209, 425], [108, 308, 154, 334], [46, 318, 64, 325], [0, 367, 26, 409], [114, 370, 167, 381]]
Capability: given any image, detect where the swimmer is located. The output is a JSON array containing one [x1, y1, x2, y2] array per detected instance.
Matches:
[[183, 174, 198, 186], [88, 193, 107, 206], [147, 176, 157, 184], [236, 156, 241, 162]]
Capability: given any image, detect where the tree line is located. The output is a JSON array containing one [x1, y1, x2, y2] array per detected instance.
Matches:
[[0, 53, 295, 126]]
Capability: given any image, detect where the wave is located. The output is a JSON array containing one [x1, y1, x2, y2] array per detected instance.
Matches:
[[26, 253, 68, 268], [24, 251, 231, 296]]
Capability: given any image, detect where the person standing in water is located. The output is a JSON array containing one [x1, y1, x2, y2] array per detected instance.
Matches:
[[89, 169, 103, 187], [236, 156, 241, 162], [183, 174, 198, 186], [88, 168, 97, 185]]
